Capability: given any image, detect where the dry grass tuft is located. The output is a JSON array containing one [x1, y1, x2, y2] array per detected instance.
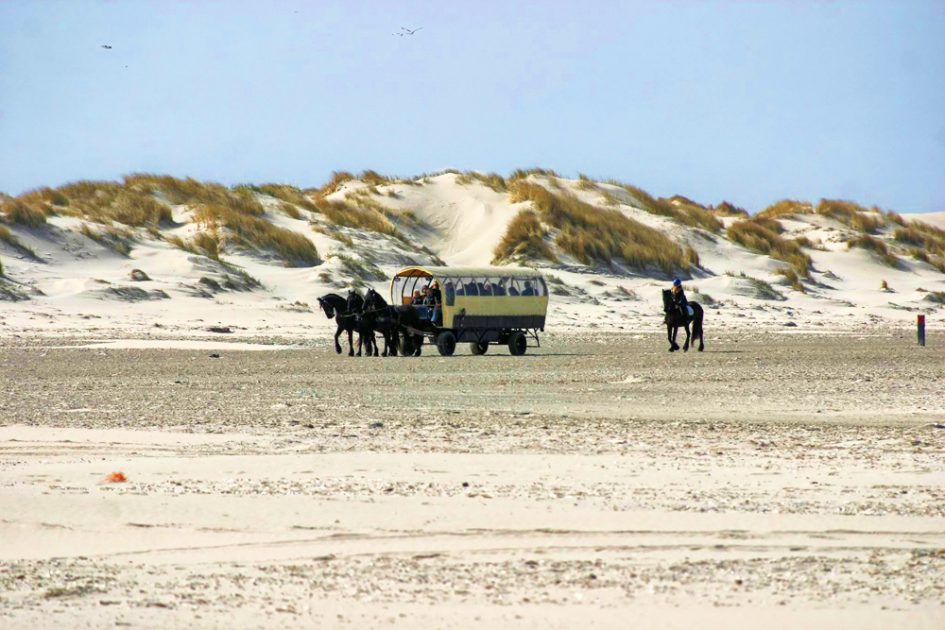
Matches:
[[712, 201, 749, 217], [616, 182, 722, 233], [358, 170, 391, 187], [191, 205, 319, 267], [773, 267, 806, 292], [2, 200, 48, 227], [846, 234, 900, 268], [253, 184, 318, 213], [0, 224, 39, 259], [278, 202, 302, 220], [817, 199, 883, 233], [318, 195, 400, 238], [317, 171, 355, 197], [508, 167, 560, 184], [456, 171, 507, 192], [727, 219, 812, 276], [108, 191, 173, 226], [575, 174, 598, 191], [80, 224, 134, 257], [893, 221, 945, 258], [505, 182, 697, 272], [757, 199, 814, 219], [492, 211, 556, 263]]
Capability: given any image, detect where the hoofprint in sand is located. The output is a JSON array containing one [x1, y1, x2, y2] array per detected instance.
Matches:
[[1, 334, 943, 629], [1, 173, 944, 340]]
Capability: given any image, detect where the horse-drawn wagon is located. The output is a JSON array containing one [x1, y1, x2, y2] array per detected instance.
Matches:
[[390, 266, 549, 356]]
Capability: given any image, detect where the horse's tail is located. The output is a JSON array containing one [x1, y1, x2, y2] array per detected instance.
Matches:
[[692, 304, 705, 347]]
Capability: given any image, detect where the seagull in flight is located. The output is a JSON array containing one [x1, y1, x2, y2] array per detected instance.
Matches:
[[394, 26, 422, 37], [101, 44, 113, 49]]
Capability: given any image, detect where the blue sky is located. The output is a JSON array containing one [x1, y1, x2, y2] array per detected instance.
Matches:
[[1, 0, 943, 213]]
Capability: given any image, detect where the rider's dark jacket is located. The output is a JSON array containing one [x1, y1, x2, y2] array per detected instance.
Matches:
[[672, 288, 689, 313]]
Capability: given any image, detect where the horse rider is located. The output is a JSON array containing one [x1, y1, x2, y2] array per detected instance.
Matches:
[[671, 278, 690, 317]]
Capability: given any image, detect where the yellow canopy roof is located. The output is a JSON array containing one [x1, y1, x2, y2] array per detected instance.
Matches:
[[393, 266, 545, 279]]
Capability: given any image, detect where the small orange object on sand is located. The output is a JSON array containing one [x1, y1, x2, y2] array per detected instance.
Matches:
[[104, 472, 127, 483]]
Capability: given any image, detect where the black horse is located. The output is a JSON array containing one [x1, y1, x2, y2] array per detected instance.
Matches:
[[317, 292, 369, 356], [392, 304, 425, 357], [662, 289, 705, 352], [361, 288, 400, 357]]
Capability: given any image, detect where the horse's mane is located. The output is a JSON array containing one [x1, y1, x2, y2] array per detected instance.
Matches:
[[365, 288, 389, 308], [661, 289, 673, 312]]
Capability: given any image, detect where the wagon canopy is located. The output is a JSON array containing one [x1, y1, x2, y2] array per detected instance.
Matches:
[[392, 266, 543, 279]]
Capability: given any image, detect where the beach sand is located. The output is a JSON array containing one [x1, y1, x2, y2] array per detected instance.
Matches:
[[1, 332, 943, 628]]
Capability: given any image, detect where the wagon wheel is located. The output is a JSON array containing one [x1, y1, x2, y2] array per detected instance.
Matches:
[[435, 331, 456, 356], [469, 342, 489, 355], [507, 331, 527, 356], [397, 334, 414, 357]]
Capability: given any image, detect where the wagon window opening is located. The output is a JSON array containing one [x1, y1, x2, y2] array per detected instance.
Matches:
[[493, 278, 508, 296], [518, 278, 538, 296], [536, 277, 547, 296], [463, 278, 478, 297], [444, 280, 456, 306], [479, 278, 494, 297]]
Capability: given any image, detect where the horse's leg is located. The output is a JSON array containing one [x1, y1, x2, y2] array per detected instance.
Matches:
[[667, 324, 677, 351], [334, 325, 343, 354], [683, 322, 691, 352], [381, 330, 391, 357], [389, 328, 399, 356], [698, 317, 705, 352], [348, 326, 357, 356]]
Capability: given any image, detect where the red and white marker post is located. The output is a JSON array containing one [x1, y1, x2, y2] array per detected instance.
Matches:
[[917, 314, 926, 347]]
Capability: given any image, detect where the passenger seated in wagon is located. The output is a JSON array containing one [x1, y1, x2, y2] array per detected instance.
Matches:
[[429, 281, 443, 325]]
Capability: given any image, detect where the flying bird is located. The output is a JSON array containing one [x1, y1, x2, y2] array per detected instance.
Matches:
[[101, 44, 112, 49], [394, 26, 422, 36]]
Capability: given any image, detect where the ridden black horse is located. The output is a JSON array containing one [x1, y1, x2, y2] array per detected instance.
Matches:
[[317, 292, 371, 356], [662, 289, 705, 352], [361, 288, 401, 357]]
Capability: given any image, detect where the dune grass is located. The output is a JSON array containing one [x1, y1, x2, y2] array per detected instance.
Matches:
[[79, 224, 134, 257], [505, 181, 698, 273], [492, 211, 556, 263], [614, 182, 722, 233], [712, 201, 749, 217], [757, 199, 815, 219], [727, 219, 812, 276], [277, 202, 302, 220], [846, 234, 900, 268], [314, 197, 400, 237], [250, 184, 318, 213], [0, 224, 40, 260], [192, 204, 319, 267], [773, 267, 806, 292], [508, 167, 560, 184], [316, 171, 355, 197], [2, 199, 48, 227], [358, 170, 391, 187], [893, 221, 945, 258], [817, 199, 883, 233], [909, 248, 945, 273], [456, 171, 507, 192]]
